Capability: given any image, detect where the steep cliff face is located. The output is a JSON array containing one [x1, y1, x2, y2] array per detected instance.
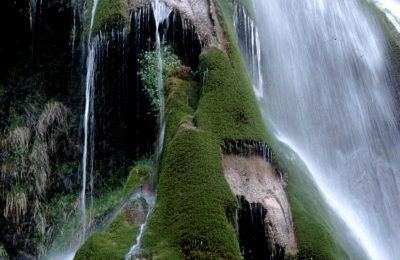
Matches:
[[5, 0, 400, 259]]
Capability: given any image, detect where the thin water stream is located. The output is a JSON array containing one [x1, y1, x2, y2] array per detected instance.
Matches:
[[80, 0, 99, 242]]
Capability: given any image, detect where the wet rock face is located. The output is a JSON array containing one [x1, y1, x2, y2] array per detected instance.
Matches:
[[224, 155, 298, 258], [129, 0, 223, 46], [237, 196, 272, 259]]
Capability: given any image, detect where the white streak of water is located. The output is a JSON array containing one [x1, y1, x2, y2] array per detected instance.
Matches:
[[81, 0, 99, 242], [152, 0, 172, 158], [125, 193, 155, 260]]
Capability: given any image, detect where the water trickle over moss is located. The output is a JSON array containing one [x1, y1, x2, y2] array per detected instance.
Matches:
[[74, 214, 140, 260]]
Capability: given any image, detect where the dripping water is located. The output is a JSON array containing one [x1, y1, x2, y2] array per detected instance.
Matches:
[[233, 6, 264, 98]]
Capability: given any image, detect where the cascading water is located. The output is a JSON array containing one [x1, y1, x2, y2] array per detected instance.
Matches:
[[372, 0, 400, 31], [81, 0, 99, 242], [249, 0, 400, 259]]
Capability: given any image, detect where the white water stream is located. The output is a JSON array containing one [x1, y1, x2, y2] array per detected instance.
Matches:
[[81, 0, 98, 243], [124, 192, 156, 260], [152, 0, 172, 157], [250, 0, 400, 259]]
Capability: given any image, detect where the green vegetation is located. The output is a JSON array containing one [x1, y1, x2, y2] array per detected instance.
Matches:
[[123, 159, 153, 200], [0, 244, 7, 259], [163, 70, 199, 146], [138, 45, 182, 112], [141, 129, 240, 259], [74, 214, 140, 260], [46, 188, 124, 256], [73, 159, 153, 260], [196, 48, 268, 144], [138, 0, 269, 257], [85, 0, 129, 35]]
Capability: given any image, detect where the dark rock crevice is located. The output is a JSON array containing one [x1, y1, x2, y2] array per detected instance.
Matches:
[[237, 196, 285, 260]]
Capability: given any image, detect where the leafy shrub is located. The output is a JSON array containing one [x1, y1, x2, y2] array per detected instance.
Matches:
[[138, 45, 181, 112]]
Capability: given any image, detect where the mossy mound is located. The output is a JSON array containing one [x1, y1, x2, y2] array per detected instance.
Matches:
[[139, 71, 240, 259], [123, 162, 153, 200], [164, 74, 199, 146], [74, 214, 140, 260], [141, 128, 240, 259], [285, 160, 348, 259], [86, 0, 129, 35], [74, 161, 153, 260], [195, 47, 268, 144]]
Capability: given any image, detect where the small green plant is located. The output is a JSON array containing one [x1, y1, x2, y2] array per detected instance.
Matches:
[[138, 45, 181, 112], [0, 243, 7, 259]]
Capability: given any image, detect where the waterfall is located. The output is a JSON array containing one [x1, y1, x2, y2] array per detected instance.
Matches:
[[81, 0, 99, 242], [372, 0, 400, 31], [250, 0, 400, 259]]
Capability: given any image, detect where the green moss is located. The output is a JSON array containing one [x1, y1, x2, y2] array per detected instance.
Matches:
[[0, 244, 7, 259], [74, 214, 140, 260], [123, 163, 153, 200], [164, 75, 199, 146], [85, 0, 129, 35], [136, 69, 240, 258], [195, 47, 267, 144], [141, 129, 240, 259], [47, 188, 125, 255]]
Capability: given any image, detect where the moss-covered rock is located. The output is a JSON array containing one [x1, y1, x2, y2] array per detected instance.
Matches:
[[123, 162, 153, 200], [85, 0, 129, 35], [164, 73, 199, 146], [141, 128, 240, 259], [73, 161, 153, 260], [195, 47, 268, 144], [74, 214, 140, 260]]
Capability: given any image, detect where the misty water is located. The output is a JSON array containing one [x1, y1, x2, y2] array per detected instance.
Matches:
[[252, 0, 400, 259]]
